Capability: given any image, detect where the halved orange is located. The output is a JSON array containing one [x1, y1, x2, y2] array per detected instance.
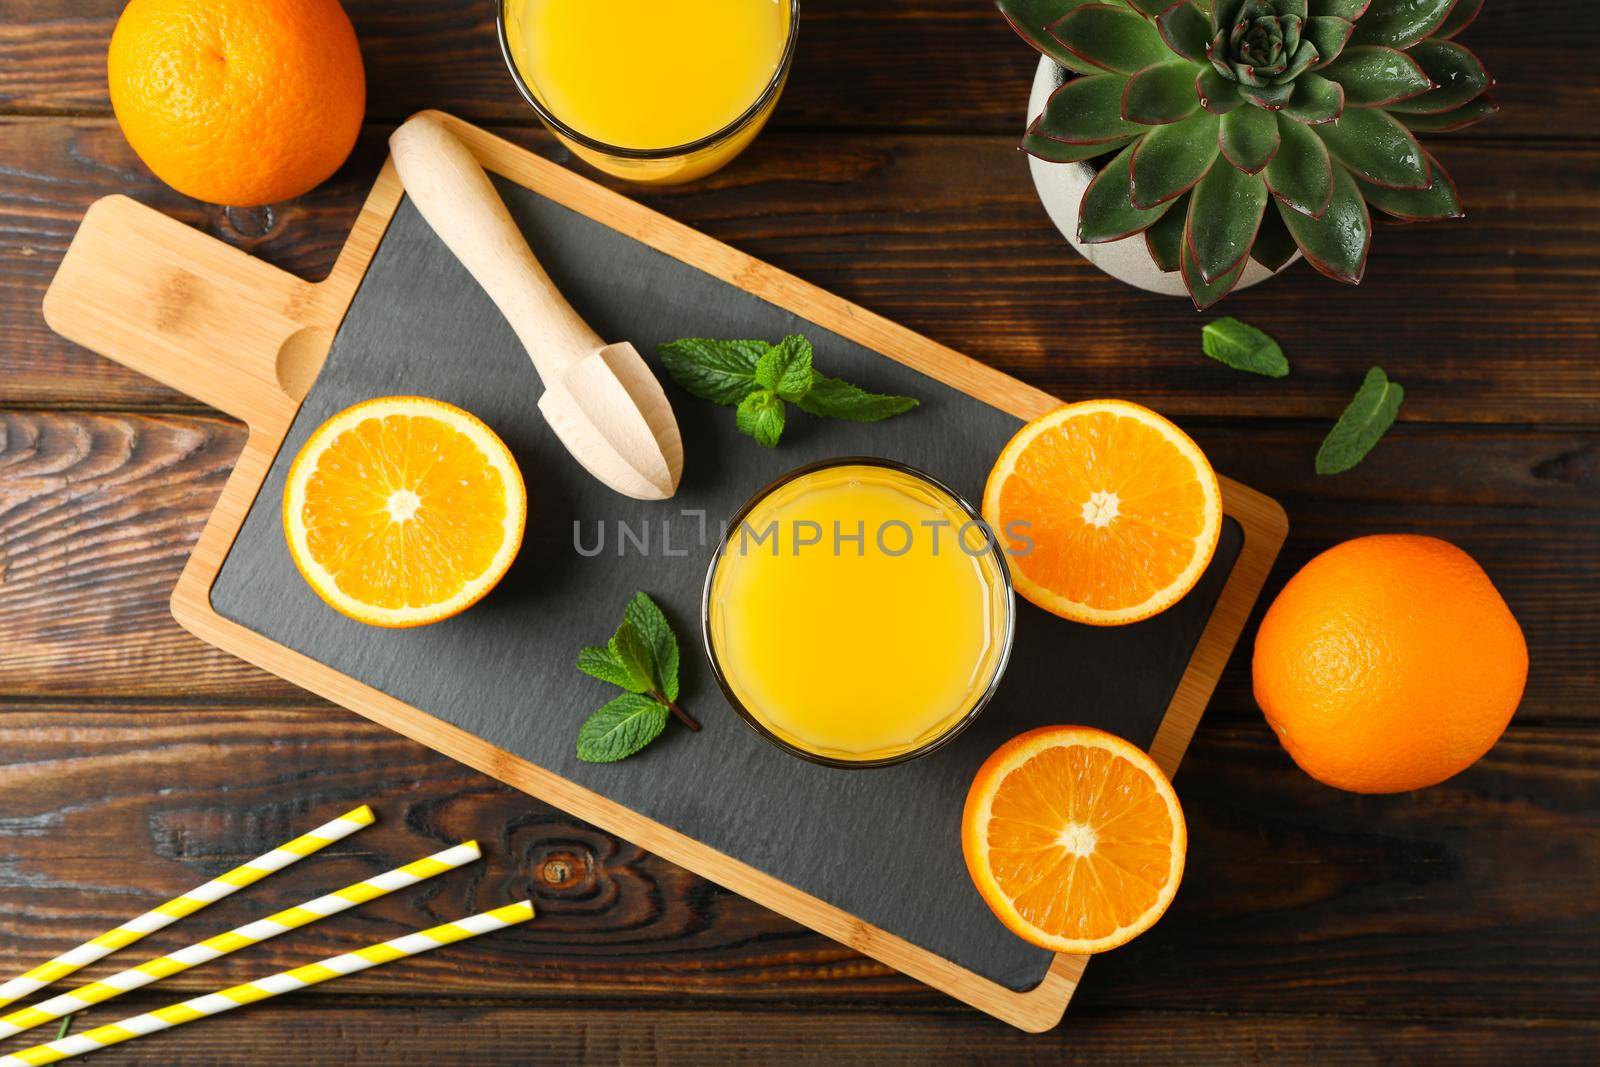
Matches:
[[962, 726, 1186, 954], [983, 400, 1222, 625], [283, 396, 527, 628]]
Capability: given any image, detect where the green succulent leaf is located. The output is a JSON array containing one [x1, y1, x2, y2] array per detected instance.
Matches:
[[1438, 0, 1484, 39], [1281, 71, 1345, 122], [1315, 106, 1430, 188], [1050, 3, 1173, 74], [1275, 39, 1322, 83], [1130, 108, 1222, 208], [1144, 198, 1189, 272], [1278, 164, 1370, 283], [1210, 0, 1247, 34], [1387, 40, 1490, 115], [1307, 0, 1369, 18], [1127, 0, 1170, 15], [1197, 66, 1244, 113], [1350, 0, 1454, 49], [1024, 130, 1131, 163], [1024, 131, 1132, 163], [1277, 0, 1311, 18], [1079, 141, 1177, 242], [1264, 112, 1334, 215], [1157, 1, 1213, 61], [1250, 202, 1302, 270], [1318, 45, 1431, 106], [1397, 95, 1498, 132], [1187, 163, 1269, 282], [1181, 229, 1249, 310], [1032, 74, 1144, 143], [1241, 81, 1296, 109], [1220, 104, 1282, 172], [1123, 60, 1205, 124], [1355, 148, 1462, 220], [1300, 16, 1354, 67], [998, 0, 1105, 74]]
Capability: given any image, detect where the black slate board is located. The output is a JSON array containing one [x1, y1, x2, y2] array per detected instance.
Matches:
[[213, 179, 1242, 992]]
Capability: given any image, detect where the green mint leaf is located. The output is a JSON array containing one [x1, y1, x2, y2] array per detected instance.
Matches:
[[576, 693, 669, 763], [795, 373, 920, 422], [1202, 317, 1289, 378], [623, 592, 679, 702], [1316, 366, 1404, 475], [735, 389, 787, 448], [576, 645, 637, 690], [754, 335, 816, 402], [656, 338, 769, 406], [607, 620, 657, 693]]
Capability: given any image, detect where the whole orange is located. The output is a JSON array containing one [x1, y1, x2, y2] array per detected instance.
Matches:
[[1252, 535, 1527, 794], [108, 0, 365, 206]]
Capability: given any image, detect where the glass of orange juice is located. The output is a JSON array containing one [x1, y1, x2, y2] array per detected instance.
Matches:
[[704, 459, 1015, 767], [497, 0, 799, 184]]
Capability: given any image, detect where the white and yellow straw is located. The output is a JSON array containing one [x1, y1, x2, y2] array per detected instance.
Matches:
[[0, 839, 481, 1039], [0, 900, 536, 1066], [0, 805, 374, 1010]]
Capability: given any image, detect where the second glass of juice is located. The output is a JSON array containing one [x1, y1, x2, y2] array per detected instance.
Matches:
[[498, 0, 799, 184], [704, 459, 1015, 767]]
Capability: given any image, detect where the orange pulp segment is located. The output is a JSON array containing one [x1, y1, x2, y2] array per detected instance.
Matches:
[[962, 726, 1186, 954], [283, 396, 526, 627], [983, 399, 1222, 625]]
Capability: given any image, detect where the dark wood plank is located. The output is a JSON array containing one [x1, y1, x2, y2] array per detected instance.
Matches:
[[9, 999, 1597, 1065], [0, 411, 282, 698], [0, 705, 1595, 1019], [3, 411, 1592, 716], [0, 1, 1584, 140], [5, 119, 1599, 421]]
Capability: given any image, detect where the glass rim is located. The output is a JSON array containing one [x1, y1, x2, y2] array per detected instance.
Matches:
[[701, 457, 1016, 770], [495, 0, 802, 162]]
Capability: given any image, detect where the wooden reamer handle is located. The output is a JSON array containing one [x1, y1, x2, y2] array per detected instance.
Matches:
[[388, 113, 601, 385]]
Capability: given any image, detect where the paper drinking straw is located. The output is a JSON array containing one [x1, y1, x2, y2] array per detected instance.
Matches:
[[0, 840, 481, 1039], [0, 805, 374, 1010], [0, 901, 536, 1067]]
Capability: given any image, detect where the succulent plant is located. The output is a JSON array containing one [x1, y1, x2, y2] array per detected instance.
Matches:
[[1002, 0, 1496, 307]]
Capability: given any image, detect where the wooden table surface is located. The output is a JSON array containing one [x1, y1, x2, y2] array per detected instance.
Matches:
[[2, 1, 1596, 1062]]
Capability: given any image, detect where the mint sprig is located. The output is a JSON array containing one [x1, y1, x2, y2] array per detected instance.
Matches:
[[1202, 317, 1289, 378], [577, 694, 668, 764], [657, 334, 918, 448], [1316, 366, 1404, 475], [576, 592, 698, 763]]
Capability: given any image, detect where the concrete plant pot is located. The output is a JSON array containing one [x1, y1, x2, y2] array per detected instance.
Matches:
[[1026, 56, 1296, 298]]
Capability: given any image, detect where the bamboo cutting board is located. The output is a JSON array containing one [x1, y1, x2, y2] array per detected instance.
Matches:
[[42, 113, 1285, 1031]]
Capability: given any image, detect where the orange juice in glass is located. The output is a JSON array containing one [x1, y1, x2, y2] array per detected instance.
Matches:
[[498, 0, 798, 184], [704, 460, 1014, 767]]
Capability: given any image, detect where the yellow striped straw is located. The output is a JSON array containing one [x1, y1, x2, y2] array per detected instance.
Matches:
[[0, 840, 480, 1039], [0, 805, 373, 1010], [0, 901, 536, 1067]]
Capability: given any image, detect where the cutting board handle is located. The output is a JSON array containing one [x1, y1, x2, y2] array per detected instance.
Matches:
[[42, 195, 329, 431]]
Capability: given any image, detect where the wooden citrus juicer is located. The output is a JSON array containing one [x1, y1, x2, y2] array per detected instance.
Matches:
[[389, 113, 683, 500]]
